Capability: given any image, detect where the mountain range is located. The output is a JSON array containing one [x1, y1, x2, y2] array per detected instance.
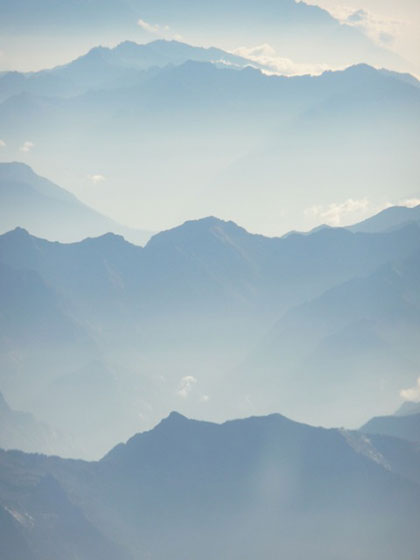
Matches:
[[0, 0, 407, 73], [0, 162, 151, 244], [1, 411, 420, 560], [233, 242, 420, 427], [0, 40, 258, 102], [1, 40, 418, 234], [0, 392, 60, 455], [361, 402, 420, 443], [1, 164, 420, 456]]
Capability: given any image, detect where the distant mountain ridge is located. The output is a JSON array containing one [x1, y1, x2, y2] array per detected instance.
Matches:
[[0, 162, 151, 244], [0, 40, 259, 101], [0, 0, 407, 73], [360, 411, 420, 444], [1, 412, 420, 560], [0, 392, 59, 455], [348, 204, 420, 234], [1, 55, 418, 235], [1, 201, 420, 455]]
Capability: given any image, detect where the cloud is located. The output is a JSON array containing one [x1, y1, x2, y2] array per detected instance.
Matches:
[[344, 8, 403, 47], [88, 174, 106, 184], [176, 376, 197, 398], [400, 377, 420, 402], [347, 9, 367, 23], [0, 139, 5, 148], [304, 198, 370, 226], [233, 44, 332, 76], [137, 18, 164, 35], [137, 18, 182, 41], [399, 198, 420, 208], [306, 2, 403, 48], [20, 141, 34, 153]]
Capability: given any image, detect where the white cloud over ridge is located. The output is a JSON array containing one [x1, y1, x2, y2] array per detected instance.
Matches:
[[305, 1, 405, 48], [400, 377, 420, 402], [233, 44, 331, 76], [137, 18, 182, 41], [399, 198, 420, 208], [20, 140, 34, 153], [305, 198, 370, 226]]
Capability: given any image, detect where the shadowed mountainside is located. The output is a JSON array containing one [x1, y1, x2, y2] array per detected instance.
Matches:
[[1, 412, 420, 560]]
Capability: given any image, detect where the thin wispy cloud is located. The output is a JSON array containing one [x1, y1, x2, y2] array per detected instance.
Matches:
[[0, 139, 5, 148], [305, 1, 403, 48], [20, 141, 34, 153], [305, 198, 370, 226], [137, 18, 182, 41], [88, 174, 106, 185], [400, 377, 420, 401], [233, 44, 331, 76], [345, 8, 402, 47], [399, 198, 420, 208], [176, 376, 197, 398]]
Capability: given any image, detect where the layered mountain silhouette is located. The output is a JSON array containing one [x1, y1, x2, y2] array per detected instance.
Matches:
[[0, 162, 151, 244], [235, 242, 420, 427], [361, 406, 420, 443], [1, 412, 420, 560], [348, 203, 420, 233], [0, 40, 257, 101], [0, 1, 405, 72], [1, 49, 418, 234], [1, 197, 420, 454], [395, 401, 420, 416], [0, 392, 60, 454]]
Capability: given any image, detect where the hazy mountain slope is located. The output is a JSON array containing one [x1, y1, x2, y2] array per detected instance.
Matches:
[[235, 245, 420, 427], [209, 65, 420, 233], [0, 462, 131, 560], [0, 505, 38, 560], [0, 0, 403, 72], [361, 412, 420, 443], [0, 258, 95, 403], [0, 40, 256, 101], [1, 215, 420, 448], [1, 61, 417, 234], [348, 204, 420, 234], [2, 216, 419, 323], [395, 401, 420, 416], [0, 162, 151, 244], [0, 392, 59, 455], [1, 413, 420, 560]]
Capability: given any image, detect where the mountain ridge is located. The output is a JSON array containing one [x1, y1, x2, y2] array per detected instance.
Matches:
[[1, 411, 420, 560]]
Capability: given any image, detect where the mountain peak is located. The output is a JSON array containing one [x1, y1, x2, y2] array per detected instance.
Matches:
[[145, 216, 249, 251], [162, 410, 189, 423]]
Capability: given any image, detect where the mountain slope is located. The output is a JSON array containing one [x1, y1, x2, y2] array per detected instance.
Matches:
[[1, 209, 420, 456], [1, 413, 420, 560], [0, 392, 59, 454], [361, 412, 420, 443], [0, 162, 151, 244], [395, 401, 420, 416], [0, 0, 405, 73], [1, 61, 418, 235], [0, 40, 257, 101], [235, 245, 420, 427], [348, 204, 420, 234]]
